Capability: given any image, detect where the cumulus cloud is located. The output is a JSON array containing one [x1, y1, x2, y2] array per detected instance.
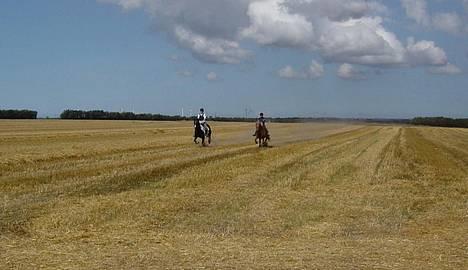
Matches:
[[337, 63, 366, 80], [278, 65, 306, 79], [427, 63, 462, 75], [406, 38, 447, 66], [99, 0, 252, 64], [174, 26, 250, 64], [98, 0, 251, 40], [206, 72, 218, 81], [99, 0, 450, 69], [241, 0, 315, 48], [277, 61, 324, 80], [318, 17, 406, 66]]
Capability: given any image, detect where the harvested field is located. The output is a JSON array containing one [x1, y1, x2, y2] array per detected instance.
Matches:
[[0, 120, 466, 269]]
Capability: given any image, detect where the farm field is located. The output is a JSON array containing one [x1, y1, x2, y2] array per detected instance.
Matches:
[[0, 120, 467, 269]]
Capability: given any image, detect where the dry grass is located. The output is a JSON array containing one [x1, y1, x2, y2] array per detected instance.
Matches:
[[0, 120, 466, 269]]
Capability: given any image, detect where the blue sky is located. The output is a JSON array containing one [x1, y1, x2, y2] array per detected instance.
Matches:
[[0, 0, 467, 118]]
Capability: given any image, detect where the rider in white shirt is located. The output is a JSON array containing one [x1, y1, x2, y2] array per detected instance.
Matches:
[[197, 108, 208, 134]]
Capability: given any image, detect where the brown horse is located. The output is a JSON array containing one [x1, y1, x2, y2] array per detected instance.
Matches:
[[255, 121, 270, 147]]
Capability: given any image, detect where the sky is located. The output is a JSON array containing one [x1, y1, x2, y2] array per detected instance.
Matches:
[[0, 0, 467, 118]]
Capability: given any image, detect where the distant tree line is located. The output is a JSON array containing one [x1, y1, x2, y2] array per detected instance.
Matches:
[[267, 117, 410, 124], [58, 110, 420, 124], [209, 117, 411, 124], [60, 110, 189, 121], [7, 109, 467, 128], [411, 117, 468, 128], [0, 109, 38, 119]]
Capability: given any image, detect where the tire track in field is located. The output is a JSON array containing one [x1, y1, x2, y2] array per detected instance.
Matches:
[[422, 128, 468, 166], [0, 144, 258, 235], [0, 142, 198, 189], [407, 128, 468, 174], [265, 127, 382, 179], [372, 127, 468, 185], [75, 144, 261, 197], [0, 139, 187, 173], [231, 126, 408, 239], [189, 126, 384, 198], [373, 127, 403, 181], [380, 128, 468, 240]]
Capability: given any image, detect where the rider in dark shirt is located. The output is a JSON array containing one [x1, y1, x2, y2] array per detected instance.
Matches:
[[253, 112, 268, 136]]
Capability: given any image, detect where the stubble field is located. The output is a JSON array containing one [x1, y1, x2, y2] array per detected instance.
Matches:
[[0, 120, 467, 269]]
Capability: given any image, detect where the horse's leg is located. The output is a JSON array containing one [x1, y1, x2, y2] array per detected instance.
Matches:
[[207, 126, 212, 144]]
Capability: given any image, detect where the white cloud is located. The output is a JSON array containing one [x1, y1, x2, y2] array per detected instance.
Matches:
[[174, 26, 251, 64], [277, 61, 324, 80], [206, 72, 218, 81], [278, 65, 307, 79], [337, 63, 366, 80], [241, 0, 315, 48], [406, 38, 447, 66], [427, 63, 462, 75], [401, 0, 431, 27], [99, 0, 450, 69], [318, 17, 406, 66], [432, 12, 464, 35], [98, 0, 251, 40], [99, 0, 252, 64]]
